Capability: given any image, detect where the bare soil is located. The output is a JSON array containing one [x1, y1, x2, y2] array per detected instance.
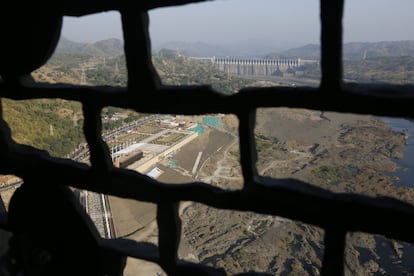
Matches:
[[109, 110, 413, 275], [179, 110, 414, 275]]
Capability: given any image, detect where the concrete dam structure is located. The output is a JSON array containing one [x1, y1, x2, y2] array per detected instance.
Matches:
[[213, 57, 301, 76]]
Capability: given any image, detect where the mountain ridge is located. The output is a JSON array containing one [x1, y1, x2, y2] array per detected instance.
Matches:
[[153, 39, 303, 58], [56, 37, 124, 57], [273, 40, 414, 60], [57, 37, 414, 60], [155, 40, 414, 60]]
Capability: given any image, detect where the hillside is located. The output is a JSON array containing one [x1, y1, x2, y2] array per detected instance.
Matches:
[[343, 41, 414, 60], [153, 48, 254, 93], [8, 37, 414, 158], [56, 37, 86, 52], [153, 41, 231, 58], [2, 98, 84, 157], [5, 38, 414, 157], [152, 40, 414, 84], [1, 43, 254, 158], [56, 37, 124, 57], [265, 44, 320, 60], [1, 42, 407, 171], [1, 38, 126, 157], [344, 56, 414, 84], [57, 38, 414, 61], [264, 40, 414, 60], [262, 41, 414, 84], [153, 39, 302, 58]]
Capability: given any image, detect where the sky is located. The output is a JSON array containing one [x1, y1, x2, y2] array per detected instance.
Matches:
[[61, 0, 414, 47]]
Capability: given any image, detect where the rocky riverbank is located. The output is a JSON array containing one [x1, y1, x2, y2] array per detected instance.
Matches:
[[180, 109, 414, 275]]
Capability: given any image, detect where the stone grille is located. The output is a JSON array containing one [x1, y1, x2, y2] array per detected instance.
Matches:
[[1, 0, 414, 275]]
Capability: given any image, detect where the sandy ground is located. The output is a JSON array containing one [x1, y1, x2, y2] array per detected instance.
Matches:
[[108, 197, 161, 275], [108, 127, 236, 275]]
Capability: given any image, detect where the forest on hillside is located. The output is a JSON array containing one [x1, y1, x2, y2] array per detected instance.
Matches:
[[153, 48, 254, 93], [292, 57, 414, 84], [344, 56, 414, 84], [2, 99, 84, 157]]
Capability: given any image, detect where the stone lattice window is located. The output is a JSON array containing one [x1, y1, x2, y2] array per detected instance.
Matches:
[[1, 1, 414, 275]]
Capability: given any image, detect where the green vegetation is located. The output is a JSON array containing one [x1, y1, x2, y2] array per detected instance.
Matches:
[[262, 41, 414, 84], [261, 56, 414, 84], [101, 107, 146, 132], [84, 56, 127, 86], [2, 99, 84, 157], [47, 53, 127, 86], [2, 45, 250, 157], [153, 49, 255, 94], [311, 165, 350, 185], [255, 134, 286, 159], [7, 38, 414, 160], [312, 166, 340, 184], [152, 132, 186, 146], [256, 135, 277, 153], [296, 63, 321, 80], [2, 99, 147, 157], [47, 48, 252, 93], [344, 56, 414, 84]]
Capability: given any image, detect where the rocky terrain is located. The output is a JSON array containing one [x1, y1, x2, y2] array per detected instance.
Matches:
[[178, 109, 414, 275], [2, 107, 412, 275]]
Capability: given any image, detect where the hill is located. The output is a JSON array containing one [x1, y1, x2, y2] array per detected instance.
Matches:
[[153, 39, 302, 58], [79, 38, 123, 57], [2, 98, 84, 157], [56, 37, 124, 57], [56, 38, 414, 60], [1, 38, 125, 157], [153, 41, 231, 58], [6, 37, 414, 157], [153, 48, 254, 94], [56, 37, 85, 52], [262, 41, 414, 84], [264, 41, 414, 60], [265, 44, 320, 60], [1, 42, 253, 157], [344, 41, 414, 60]]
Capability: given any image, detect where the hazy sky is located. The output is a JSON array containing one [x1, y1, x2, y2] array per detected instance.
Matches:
[[62, 0, 414, 46]]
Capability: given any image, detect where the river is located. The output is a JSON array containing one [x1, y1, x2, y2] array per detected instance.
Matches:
[[381, 117, 414, 187], [367, 117, 414, 275]]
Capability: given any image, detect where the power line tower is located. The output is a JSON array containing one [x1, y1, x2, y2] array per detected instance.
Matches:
[[114, 62, 119, 74], [79, 65, 96, 85], [80, 66, 86, 85]]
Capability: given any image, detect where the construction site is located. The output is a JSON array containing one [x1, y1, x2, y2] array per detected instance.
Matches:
[[0, 113, 236, 275]]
